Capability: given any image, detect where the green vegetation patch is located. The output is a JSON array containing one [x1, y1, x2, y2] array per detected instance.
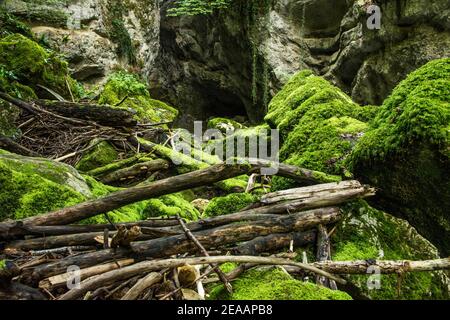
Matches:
[[203, 192, 257, 217]]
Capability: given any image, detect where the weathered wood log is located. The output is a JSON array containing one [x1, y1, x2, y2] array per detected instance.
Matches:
[[8, 220, 180, 237], [59, 255, 346, 300], [0, 163, 260, 237], [121, 272, 163, 300], [130, 208, 341, 258], [310, 257, 450, 274], [99, 159, 169, 184], [260, 180, 373, 204], [36, 100, 137, 127], [246, 158, 341, 185], [27, 208, 341, 281], [5, 229, 162, 251], [86, 155, 144, 177], [232, 230, 316, 256], [0, 91, 38, 115], [38, 259, 135, 291], [0, 136, 40, 157], [315, 225, 337, 290]]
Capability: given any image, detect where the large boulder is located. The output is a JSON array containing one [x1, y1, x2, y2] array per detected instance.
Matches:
[[350, 58, 450, 255]]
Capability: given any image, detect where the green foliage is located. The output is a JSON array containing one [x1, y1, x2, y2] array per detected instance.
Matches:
[[76, 141, 119, 172], [203, 192, 257, 217], [167, 0, 232, 16], [99, 71, 178, 123], [0, 9, 32, 38], [209, 268, 352, 300]]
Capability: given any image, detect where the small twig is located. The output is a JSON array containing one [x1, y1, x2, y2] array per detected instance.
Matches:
[[176, 215, 232, 294], [114, 95, 129, 107], [65, 76, 75, 103]]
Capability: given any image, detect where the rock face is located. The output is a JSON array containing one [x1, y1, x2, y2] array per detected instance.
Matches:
[[4, 0, 449, 124], [149, 0, 450, 125], [1, 0, 160, 85]]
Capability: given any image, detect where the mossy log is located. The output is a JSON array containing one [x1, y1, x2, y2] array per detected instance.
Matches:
[[231, 230, 317, 255], [35, 100, 137, 127], [99, 159, 169, 184], [316, 225, 337, 289]]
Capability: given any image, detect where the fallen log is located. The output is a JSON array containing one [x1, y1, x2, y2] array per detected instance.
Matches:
[[8, 220, 180, 237], [130, 208, 341, 258], [36, 100, 137, 128], [232, 230, 316, 256], [0, 163, 260, 237], [38, 259, 135, 291], [99, 159, 169, 184], [27, 208, 341, 281], [310, 257, 450, 274], [59, 255, 346, 300], [260, 180, 371, 204]]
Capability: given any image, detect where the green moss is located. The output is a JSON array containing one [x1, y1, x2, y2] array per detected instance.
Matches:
[[0, 34, 81, 99], [265, 71, 378, 190], [203, 192, 257, 217], [0, 259, 6, 270], [207, 117, 246, 134], [76, 141, 119, 172], [0, 157, 85, 221], [143, 193, 200, 221], [209, 268, 352, 300], [99, 71, 178, 123], [332, 200, 449, 300], [350, 58, 450, 165]]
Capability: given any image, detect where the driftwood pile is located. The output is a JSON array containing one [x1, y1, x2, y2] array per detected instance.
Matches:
[[1, 93, 449, 300]]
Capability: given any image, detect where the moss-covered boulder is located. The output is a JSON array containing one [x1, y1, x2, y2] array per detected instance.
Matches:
[[0, 150, 89, 221], [0, 150, 149, 223], [143, 193, 200, 221], [333, 200, 449, 300], [76, 140, 119, 172], [209, 267, 352, 300], [0, 33, 81, 99], [264, 70, 378, 189], [203, 193, 257, 217], [98, 71, 178, 124], [349, 58, 450, 255]]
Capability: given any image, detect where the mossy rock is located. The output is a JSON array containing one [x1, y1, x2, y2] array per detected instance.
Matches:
[[0, 150, 148, 223], [76, 140, 119, 172], [209, 268, 352, 300], [349, 58, 450, 255], [0, 8, 32, 38], [0, 150, 89, 221], [98, 71, 178, 124], [265, 70, 378, 190], [332, 200, 449, 300], [203, 192, 258, 217], [0, 33, 81, 99], [143, 193, 200, 221]]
